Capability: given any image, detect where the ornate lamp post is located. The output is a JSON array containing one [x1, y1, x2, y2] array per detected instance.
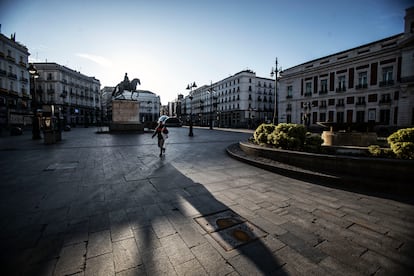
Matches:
[[28, 63, 41, 140], [186, 82, 196, 136], [270, 58, 282, 125]]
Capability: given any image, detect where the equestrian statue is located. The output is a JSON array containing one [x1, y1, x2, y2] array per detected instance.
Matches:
[[112, 73, 141, 100]]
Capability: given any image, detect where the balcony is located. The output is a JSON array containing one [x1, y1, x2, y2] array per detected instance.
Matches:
[[0, 87, 8, 94], [379, 99, 392, 105], [319, 90, 328, 95], [20, 77, 29, 83], [0, 69, 6, 76], [304, 92, 312, 97], [335, 86, 346, 93], [9, 90, 19, 97], [286, 95, 293, 99], [336, 103, 345, 107], [19, 61, 27, 68], [379, 80, 395, 87], [356, 83, 368, 89], [47, 89, 55, 94], [355, 102, 366, 107], [8, 72, 18, 80], [7, 55, 16, 62]]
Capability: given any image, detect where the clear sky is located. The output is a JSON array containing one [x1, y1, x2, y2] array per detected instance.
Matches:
[[1, 0, 412, 104]]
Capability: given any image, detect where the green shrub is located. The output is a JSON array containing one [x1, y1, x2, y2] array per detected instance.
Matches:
[[253, 123, 275, 145], [275, 123, 307, 145], [271, 131, 303, 150], [253, 123, 312, 151], [387, 128, 414, 159], [304, 133, 324, 152], [368, 145, 395, 158]]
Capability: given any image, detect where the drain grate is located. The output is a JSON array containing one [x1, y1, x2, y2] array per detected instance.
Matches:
[[194, 209, 267, 251]]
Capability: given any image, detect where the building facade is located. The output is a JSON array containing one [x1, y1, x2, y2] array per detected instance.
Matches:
[[0, 33, 31, 129], [101, 86, 114, 123], [136, 90, 161, 123], [279, 7, 414, 133], [33, 63, 101, 127], [181, 70, 275, 128]]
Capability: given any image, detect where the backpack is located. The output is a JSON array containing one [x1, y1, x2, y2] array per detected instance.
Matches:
[[162, 127, 169, 134]]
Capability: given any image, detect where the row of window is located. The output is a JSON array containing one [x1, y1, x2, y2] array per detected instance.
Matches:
[[218, 104, 274, 112], [216, 77, 273, 89], [293, 108, 396, 125], [293, 92, 398, 111], [0, 49, 27, 67], [285, 65, 396, 97]]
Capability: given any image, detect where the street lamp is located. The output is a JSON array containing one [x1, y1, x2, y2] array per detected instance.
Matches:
[[186, 82, 197, 136], [270, 58, 282, 125], [28, 63, 41, 140]]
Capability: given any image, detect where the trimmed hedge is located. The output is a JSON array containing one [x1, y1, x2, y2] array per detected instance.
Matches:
[[387, 128, 414, 159], [253, 123, 323, 151]]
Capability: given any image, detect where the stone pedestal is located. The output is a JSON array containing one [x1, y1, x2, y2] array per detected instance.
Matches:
[[110, 100, 143, 132]]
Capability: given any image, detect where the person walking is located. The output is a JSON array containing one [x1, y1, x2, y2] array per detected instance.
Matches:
[[152, 121, 168, 157]]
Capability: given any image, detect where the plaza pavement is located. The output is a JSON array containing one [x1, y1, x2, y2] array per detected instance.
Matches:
[[0, 126, 413, 275]]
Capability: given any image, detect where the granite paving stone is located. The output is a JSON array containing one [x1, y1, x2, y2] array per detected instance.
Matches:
[[112, 237, 141, 273], [275, 245, 327, 275], [151, 216, 177, 238], [53, 242, 86, 276], [87, 230, 112, 258], [1, 127, 413, 275], [276, 232, 327, 264], [85, 253, 115, 276], [191, 242, 235, 275], [140, 246, 177, 275], [160, 233, 195, 266], [174, 258, 208, 276], [316, 239, 378, 275], [173, 222, 206, 248]]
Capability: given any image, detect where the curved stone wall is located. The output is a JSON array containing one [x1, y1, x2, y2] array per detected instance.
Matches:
[[239, 141, 414, 192]]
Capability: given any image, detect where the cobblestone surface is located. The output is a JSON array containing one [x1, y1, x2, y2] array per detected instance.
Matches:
[[1, 127, 413, 275]]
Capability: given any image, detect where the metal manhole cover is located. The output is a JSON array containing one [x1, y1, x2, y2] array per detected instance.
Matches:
[[45, 162, 79, 171], [194, 210, 245, 233], [210, 221, 267, 251], [194, 209, 267, 251]]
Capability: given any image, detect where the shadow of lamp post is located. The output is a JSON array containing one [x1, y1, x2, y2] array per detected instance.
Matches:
[[270, 58, 282, 125], [28, 63, 41, 140], [186, 82, 196, 136]]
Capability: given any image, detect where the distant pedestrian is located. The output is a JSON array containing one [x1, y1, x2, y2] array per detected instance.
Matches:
[[152, 121, 168, 157]]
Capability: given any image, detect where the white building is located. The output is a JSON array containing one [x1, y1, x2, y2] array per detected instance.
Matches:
[[33, 62, 101, 126], [0, 32, 30, 128], [181, 70, 275, 128], [279, 7, 414, 133], [136, 90, 160, 123], [101, 86, 114, 123]]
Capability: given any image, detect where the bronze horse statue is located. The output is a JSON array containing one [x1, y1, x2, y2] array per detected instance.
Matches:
[[112, 73, 141, 100]]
